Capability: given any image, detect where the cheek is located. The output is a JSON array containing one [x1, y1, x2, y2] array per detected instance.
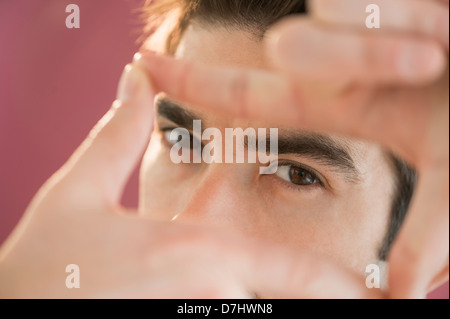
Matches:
[[317, 177, 393, 271], [139, 134, 193, 219], [262, 181, 390, 273], [251, 180, 339, 251]]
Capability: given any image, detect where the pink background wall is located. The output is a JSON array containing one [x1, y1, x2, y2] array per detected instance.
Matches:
[[0, 0, 448, 299]]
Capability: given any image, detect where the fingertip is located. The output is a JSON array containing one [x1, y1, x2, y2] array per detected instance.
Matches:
[[264, 17, 308, 71], [116, 62, 155, 104], [133, 52, 143, 63], [133, 50, 177, 95], [133, 49, 165, 70]]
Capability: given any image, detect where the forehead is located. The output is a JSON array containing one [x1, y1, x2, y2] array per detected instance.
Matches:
[[175, 23, 268, 69]]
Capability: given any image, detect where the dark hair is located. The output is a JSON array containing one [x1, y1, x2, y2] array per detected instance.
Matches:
[[380, 156, 417, 260], [143, 0, 417, 261], [143, 0, 307, 54]]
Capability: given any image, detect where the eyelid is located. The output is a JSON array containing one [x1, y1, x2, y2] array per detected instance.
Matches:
[[159, 125, 204, 148], [276, 159, 329, 189], [159, 124, 178, 132], [160, 125, 200, 138], [159, 126, 177, 149]]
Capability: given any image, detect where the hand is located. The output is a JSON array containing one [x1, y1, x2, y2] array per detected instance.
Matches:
[[0, 62, 382, 298], [138, 0, 449, 298]]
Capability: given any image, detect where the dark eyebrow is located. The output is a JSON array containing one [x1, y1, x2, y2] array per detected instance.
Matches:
[[156, 97, 203, 130], [275, 133, 360, 182]]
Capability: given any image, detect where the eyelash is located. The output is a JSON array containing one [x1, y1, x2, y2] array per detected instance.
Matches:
[[160, 126, 203, 149], [275, 160, 326, 189], [159, 126, 326, 190]]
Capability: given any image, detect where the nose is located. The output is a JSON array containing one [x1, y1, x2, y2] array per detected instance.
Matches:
[[172, 164, 259, 233]]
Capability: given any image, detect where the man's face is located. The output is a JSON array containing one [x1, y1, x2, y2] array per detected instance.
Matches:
[[140, 23, 395, 273]]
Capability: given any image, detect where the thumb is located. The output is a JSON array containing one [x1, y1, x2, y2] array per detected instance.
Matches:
[[60, 60, 155, 207]]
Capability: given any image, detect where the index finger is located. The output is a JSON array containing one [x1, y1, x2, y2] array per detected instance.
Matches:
[[136, 51, 301, 125], [137, 51, 433, 165]]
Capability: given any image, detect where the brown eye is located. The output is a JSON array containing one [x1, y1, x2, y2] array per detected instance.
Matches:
[[289, 166, 319, 186], [275, 165, 320, 186]]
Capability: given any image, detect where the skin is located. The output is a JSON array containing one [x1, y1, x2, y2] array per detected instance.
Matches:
[[0, 0, 447, 298], [140, 23, 395, 275], [0, 63, 383, 299], [138, 0, 449, 298]]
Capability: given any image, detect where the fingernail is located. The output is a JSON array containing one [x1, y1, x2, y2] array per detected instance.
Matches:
[[398, 44, 445, 81], [133, 50, 160, 70], [117, 64, 142, 102], [265, 20, 311, 73], [133, 52, 142, 63], [265, 28, 291, 70]]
